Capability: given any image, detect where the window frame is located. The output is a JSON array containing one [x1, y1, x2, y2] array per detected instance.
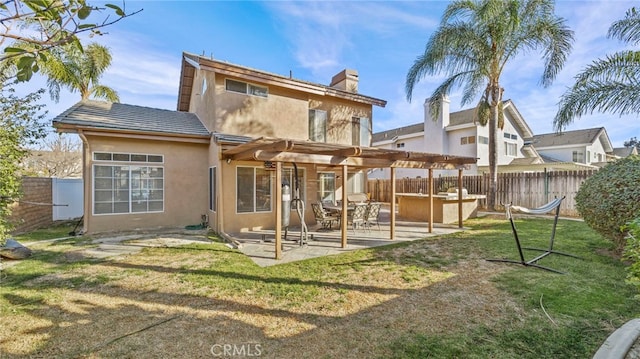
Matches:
[[308, 109, 327, 142], [209, 166, 217, 212], [317, 172, 336, 204], [92, 164, 164, 216], [225, 78, 268, 98], [236, 166, 272, 214], [352, 116, 371, 147], [505, 142, 517, 157]]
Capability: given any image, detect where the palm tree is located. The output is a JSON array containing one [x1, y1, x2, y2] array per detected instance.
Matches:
[[43, 42, 119, 102], [554, 7, 640, 130], [406, 0, 573, 210]]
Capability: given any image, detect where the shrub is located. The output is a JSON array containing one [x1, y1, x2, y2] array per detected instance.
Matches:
[[575, 155, 640, 252], [623, 217, 640, 295]]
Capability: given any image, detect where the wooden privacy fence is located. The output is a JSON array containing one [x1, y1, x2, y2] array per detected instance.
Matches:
[[367, 170, 597, 217]]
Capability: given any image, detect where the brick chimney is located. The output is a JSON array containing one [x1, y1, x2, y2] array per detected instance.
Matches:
[[330, 69, 358, 93]]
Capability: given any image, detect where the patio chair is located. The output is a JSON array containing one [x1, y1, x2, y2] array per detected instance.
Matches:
[[348, 203, 368, 233], [311, 202, 339, 230], [487, 196, 580, 274], [364, 202, 382, 231]]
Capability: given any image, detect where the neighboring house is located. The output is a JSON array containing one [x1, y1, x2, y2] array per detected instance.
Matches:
[[371, 97, 533, 177], [522, 127, 613, 169], [53, 53, 477, 236]]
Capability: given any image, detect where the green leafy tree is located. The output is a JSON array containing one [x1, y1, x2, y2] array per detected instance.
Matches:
[[0, 85, 47, 243], [625, 136, 640, 151], [405, 0, 573, 210], [554, 7, 640, 130], [42, 42, 119, 102], [0, 0, 140, 82], [0, 1, 137, 242]]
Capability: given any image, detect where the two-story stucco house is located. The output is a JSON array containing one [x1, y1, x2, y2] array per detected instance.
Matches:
[[53, 53, 476, 244], [371, 97, 533, 177]]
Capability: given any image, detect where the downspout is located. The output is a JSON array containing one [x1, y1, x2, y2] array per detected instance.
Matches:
[[77, 130, 90, 234]]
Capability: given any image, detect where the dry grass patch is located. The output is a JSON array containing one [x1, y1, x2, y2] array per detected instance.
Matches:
[[1, 233, 524, 359]]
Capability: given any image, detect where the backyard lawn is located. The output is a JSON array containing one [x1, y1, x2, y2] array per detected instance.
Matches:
[[1, 216, 638, 358]]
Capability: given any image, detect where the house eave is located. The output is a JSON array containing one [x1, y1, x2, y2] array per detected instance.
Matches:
[[54, 123, 211, 144], [178, 52, 387, 112]]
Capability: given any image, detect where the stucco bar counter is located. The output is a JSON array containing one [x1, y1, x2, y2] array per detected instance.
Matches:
[[396, 192, 486, 224]]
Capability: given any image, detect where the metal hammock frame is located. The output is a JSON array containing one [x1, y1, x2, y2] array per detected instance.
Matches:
[[487, 196, 580, 274]]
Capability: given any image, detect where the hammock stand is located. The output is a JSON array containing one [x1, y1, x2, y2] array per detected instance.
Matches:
[[487, 196, 579, 274]]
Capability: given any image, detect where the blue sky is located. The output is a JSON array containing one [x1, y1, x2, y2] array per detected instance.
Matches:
[[21, 0, 640, 147]]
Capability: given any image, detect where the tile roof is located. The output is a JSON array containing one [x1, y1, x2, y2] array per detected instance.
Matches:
[[372, 123, 424, 142], [529, 127, 606, 148], [613, 147, 638, 157], [53, 100, 209, 137]]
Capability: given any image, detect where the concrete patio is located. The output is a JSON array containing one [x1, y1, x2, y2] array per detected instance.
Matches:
[[225, 206, 469, 267]]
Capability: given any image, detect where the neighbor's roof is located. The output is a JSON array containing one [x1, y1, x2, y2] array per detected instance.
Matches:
[[372, 123, 424, 143], [529, 127, 613, 152], [53, 100, 210, 138], [446, 100, 533, 138], [613, 146, 638, 157], [372, 99, 533, 143], [177, 52, 387, 112]]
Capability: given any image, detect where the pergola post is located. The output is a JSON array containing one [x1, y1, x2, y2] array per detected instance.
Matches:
[[428, 168, 433, 233], [390, 167, 396, 240], [458, 168, 463, 228], [341, 165, 348, 248], [275, 161, 282, 259]]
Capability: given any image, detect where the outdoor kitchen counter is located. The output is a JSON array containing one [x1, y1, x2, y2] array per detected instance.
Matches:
[[396, 193, 486, 224]]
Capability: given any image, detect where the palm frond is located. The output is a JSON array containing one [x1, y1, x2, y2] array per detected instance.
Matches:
[[555, 80, 640, 131], [90, 85, 120, 102], [608, 7, 640, 45]]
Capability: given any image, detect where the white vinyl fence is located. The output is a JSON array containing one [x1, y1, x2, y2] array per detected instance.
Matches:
[[52, 178, 83, 220]]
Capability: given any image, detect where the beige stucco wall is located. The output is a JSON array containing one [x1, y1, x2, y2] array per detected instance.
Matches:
[[217, 160, 321, 234], [189, 69, 373, 145], [82, 135, 209, 234]]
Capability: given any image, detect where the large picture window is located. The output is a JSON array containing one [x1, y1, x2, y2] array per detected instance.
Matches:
[[237, 167, 271, 213], [94, 165, 164, 214], [309, 109, 327, 142]]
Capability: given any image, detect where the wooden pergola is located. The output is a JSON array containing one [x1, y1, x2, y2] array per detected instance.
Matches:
[[221, 137, 478, 259]]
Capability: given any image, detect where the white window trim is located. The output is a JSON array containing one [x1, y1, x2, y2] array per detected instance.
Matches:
[[92, 164, 165, 216]]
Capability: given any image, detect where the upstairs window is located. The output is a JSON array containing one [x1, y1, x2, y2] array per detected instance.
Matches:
[[478, 136, 489, 144], [352, 116, 371, 146], [505, 142, 517, 157], [309, 109, 327, 142], [396, 142, 405, 148], [460, 136, 476, 145], [225, 79, 268, 98], [504, 132, 518, 140]]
